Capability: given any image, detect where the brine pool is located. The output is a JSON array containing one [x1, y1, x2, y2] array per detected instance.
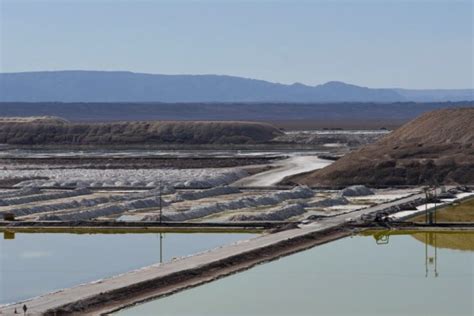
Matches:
[[117, 231, 474, 316], [0, 231, 256, 305]]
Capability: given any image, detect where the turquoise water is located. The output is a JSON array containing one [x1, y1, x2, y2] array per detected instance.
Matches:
[[117, 232, 474, 316], [0, 231, 254, 304]]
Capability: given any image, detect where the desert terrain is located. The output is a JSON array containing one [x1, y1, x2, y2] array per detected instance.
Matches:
[[289, 108, 474, 187], [1, 109, 473, 315]]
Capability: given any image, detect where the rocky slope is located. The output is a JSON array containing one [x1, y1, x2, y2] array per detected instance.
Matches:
[[288, 108, 474, 187]]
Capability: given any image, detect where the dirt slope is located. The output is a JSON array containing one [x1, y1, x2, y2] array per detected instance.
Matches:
[[0, 119, 283, 145], [289, 108, 474, 187]]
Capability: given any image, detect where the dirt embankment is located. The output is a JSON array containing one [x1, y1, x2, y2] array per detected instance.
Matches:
[[0, 118, 283, 145], [288, 107, 474, 187], [0, 156, 278, 169]]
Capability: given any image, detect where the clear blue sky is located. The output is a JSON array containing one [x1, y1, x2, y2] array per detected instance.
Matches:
[[0, 0, 472, 89]]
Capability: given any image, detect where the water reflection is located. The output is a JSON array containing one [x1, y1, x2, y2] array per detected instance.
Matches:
[[372, 231, 440, 277], [3, 231, 14, 240], [369, 230, 474, 252], [423, 232, 439, 278], [412, 231, 474, 251], [117, 231, 474, 316], [370, 230, 474, 279], [0, 231, 255, 305]]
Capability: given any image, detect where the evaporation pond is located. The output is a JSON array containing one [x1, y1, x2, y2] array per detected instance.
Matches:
[[117, 231, 474, 316], [0, 231, 255, 304]]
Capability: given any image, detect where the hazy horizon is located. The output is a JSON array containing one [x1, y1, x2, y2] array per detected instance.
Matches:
[[1, 0, 472, 89]]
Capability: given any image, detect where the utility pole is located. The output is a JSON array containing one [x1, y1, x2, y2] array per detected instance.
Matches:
[[159, 184, 162, 225], [424, 187, 429, 224], [160, 232, 163, 263], [425, 232, 439, 278]]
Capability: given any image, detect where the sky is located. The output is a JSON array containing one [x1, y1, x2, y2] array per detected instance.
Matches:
[[0, 0, 472, 89]]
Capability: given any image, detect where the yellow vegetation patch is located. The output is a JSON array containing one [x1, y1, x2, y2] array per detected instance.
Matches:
[[411, 198, 474, 223]]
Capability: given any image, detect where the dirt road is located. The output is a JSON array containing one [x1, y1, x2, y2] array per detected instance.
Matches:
[[232, 155, 332, 186]]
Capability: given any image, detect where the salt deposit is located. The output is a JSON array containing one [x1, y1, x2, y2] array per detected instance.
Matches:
[[161, 186, 314, 221], [0, 187, 40, 199], [9, 188, 175, 218], [309, 196, 350, 207], [229, 203, 306, 221], [9, 198, 102, 218], [273, 130, 387, 146], [173, 186, 240, 202], [340, 185, 374, 197], [41, 196, 170, 221], [4, 168, 248, 189], [0, 188, 91, 206]]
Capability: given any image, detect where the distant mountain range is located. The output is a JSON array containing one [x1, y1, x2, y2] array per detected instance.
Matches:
[[0, 71, 472, 102]]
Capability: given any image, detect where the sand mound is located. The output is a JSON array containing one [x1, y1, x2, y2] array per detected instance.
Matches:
[[289, 108, 474, 187], [0, 118, 282, 145]]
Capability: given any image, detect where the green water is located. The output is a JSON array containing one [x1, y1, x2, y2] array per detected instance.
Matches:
[[0, 231, 255, 304], [117, 232, 474, 316]]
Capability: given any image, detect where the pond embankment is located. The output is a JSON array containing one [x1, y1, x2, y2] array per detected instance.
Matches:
[[1, 189, 449, 315]]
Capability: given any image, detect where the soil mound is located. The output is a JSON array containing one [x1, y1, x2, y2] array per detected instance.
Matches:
[[289, 108, 474, 187], [0, 118, 282, 145]]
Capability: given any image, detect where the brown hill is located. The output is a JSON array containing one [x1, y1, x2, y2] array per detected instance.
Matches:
[[0, 119, 283, 145], [289, 108, 474, 187]]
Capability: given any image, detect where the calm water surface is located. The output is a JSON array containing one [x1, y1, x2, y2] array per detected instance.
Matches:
[[0, 231, 255, 304], [117, 232, 473, 316]]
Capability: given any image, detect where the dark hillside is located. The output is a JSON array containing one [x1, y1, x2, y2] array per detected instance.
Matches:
[[0, 118, 282, 145], [289, 108, 474, 187]]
